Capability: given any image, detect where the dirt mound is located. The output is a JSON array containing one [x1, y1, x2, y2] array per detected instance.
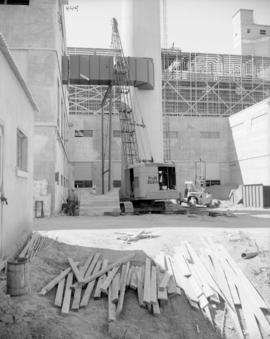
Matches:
[[0, 238, 222, 339]]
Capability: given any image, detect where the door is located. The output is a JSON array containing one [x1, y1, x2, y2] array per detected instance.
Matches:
[[0, 126, 4, 258]]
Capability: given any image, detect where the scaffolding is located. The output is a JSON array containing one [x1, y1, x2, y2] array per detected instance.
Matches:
[[68, 47, 270, 118], [161, 48, 270, 117]]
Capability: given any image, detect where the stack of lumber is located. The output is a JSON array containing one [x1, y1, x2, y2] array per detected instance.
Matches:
[[18, 233, 47, 260], [154, 240, 270, 339], [39, 252, 180, 320]]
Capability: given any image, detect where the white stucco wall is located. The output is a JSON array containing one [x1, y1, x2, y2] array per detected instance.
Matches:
[[0, 44, 36, 258], [229, 98, 270, 185]]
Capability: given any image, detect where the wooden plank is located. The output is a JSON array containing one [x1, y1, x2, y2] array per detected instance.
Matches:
[[143, 257, 151, 304], [198, 294, 208, 309], [238, 286, 263, 339], [150, 266, 157, 303], [130, 266, 138, 290], [126, 266, 134, 286], [40, 263, 78, 295], [93, 259, 109, 299], [137, 265, 144, 306], [84, 252, 101, 279], [157, 267, 168, 301], [71, 254, 95, 309], [81, 253, 95, 277], [80, 260, 103, 307], [111, 272, 120, 303], [116, 261, 130, 316], [68, 257, 83, 283], [54, 278, 65, 307], [174, 247, 191, 277], [79, 253, 134, 286], [154, 251, 166, 270], [152, 301, 160, 315], [108, 283, 116, 321], [61, 272, 73, 314], [165, 255, 178, 294], [101, 265, 119, 293], [218, 244, 269, 310], [159, 271, 171, 291]]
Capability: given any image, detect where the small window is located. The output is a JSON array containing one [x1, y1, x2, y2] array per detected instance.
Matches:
[[113, 130, 121, 138], [61, 175, 64, 186], [55, 172, 59, 184], [206, 180, 220, 187], [247, 28, 250, 33], [113, 180, 121, 188], [200, 131, 220, 139], [164, 131, 178, 138], [74, 180, 92, 188], [260, 29, 266, 35], [75, 130, 93, 137], [17, 129, 28, 171], [0, 0, 29, 4], [158, 166, 176, 190]]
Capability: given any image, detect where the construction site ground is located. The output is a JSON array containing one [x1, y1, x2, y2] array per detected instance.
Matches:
[[0, 205, 270, 339]]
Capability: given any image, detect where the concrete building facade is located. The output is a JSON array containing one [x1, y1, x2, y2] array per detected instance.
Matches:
[[229, 97, 270, 186], [0, 35, 37, 258], [0, 0, 70, 215], [233, 9, 270, 57]]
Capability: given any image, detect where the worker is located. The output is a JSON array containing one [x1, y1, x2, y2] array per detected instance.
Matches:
[[67, 188, 79, 216]]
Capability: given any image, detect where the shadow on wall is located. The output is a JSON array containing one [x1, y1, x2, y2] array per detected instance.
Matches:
[[227, 122, 243, 188]]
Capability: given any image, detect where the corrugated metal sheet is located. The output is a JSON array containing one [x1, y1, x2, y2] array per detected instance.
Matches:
[[62, 55, 154, 89], [242, 184, 270, 208]]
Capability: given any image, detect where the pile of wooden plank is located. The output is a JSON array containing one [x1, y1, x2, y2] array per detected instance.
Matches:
[[18, 233, 47, 260], [39, 241, 270, 338], [39, 252, 181, 320], [156, 240, 270, 339]]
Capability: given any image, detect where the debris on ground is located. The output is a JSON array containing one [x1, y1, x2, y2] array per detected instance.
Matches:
[[157, 239, 270, 339], [116, 230, 160, 244]]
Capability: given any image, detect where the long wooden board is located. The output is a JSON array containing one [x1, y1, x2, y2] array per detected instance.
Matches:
[[101, 265, 119, 293], [54, 278, 65, 307], [79, 253, 134, 285], [71, 254, 95, 309], [80, 260, 103, 307], [40, 262, 78, 295], [111, 272, 120, 303], [61, 272, 73, 314], [68, 258, 83, 283], [143, 258, 151, 304], [116, 261, 130, 316]]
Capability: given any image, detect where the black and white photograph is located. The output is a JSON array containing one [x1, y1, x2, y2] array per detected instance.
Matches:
[[0, 0, 269, 338]]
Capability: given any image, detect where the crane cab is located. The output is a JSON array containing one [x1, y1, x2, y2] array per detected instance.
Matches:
[[120, 163, 180, 212]]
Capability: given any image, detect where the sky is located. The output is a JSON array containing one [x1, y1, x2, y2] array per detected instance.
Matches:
[[64, 0, 270, 54]]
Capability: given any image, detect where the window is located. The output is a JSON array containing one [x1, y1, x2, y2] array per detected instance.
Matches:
[[206, 180, 220, 187], [260, 29, 266, 35], [17, 129, 28, 171], [164, 131, 178, 138], [74, 180, 92, 188], [113, 180, 121, 188], [113, 130, 121, 138], [158, 167, 176, 190], [0, 0, 29, 4], [247, 28, 250, 33], [200, 131, 220, 139], [74, 130, 93, 137], [55, 172, 59, 185]]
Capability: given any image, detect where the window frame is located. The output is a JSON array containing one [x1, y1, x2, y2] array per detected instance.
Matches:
[[16, 128, 28, 173]]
